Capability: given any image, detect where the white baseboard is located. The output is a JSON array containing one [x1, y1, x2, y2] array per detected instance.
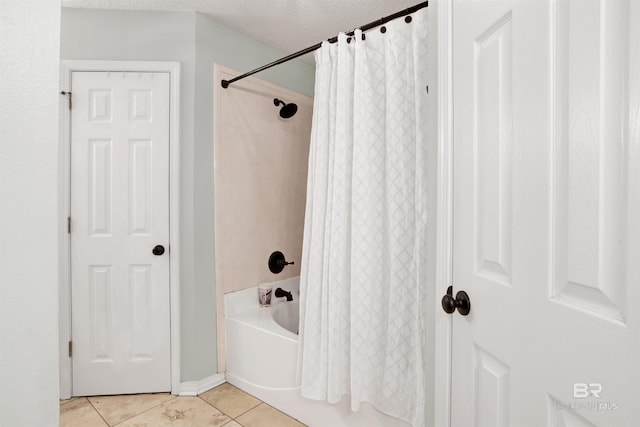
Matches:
[[178, 373, 226, 396]]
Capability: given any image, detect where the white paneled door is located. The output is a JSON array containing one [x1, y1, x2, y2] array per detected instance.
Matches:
[[451, 0, 639, 426], [70, 71, 171, 396]]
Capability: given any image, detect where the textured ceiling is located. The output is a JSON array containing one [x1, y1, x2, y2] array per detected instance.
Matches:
[[61, 0, 422, 62]]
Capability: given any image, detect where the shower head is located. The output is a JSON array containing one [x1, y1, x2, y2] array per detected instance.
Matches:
[[273, 98, 298, 119]]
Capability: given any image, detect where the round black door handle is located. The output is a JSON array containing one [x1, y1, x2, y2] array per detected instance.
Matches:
[[152, 245, 165, 256], [441, 287, 471, 316]]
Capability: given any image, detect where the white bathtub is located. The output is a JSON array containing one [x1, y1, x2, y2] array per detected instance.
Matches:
[[224, 277, 410, 427]]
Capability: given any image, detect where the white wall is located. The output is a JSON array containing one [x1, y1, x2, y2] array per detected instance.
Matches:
[[213, 66, 313, 370], [60, 8, 315, 382], [0, 0, 61, 425]]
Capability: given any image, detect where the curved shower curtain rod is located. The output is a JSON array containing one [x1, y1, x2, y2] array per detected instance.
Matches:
[[221, 1, 428, 89]]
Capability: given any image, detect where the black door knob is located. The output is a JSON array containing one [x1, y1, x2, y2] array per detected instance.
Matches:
[[441, 286, 471, 316], [152, 245, 165, 256]]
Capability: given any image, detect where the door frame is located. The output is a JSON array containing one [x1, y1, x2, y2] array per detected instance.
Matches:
[[435, 1, 453, 426], [58, 60, 181, 399]]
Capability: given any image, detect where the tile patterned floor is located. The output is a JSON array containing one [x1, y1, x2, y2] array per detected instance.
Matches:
[[60, 382, 306, 427]]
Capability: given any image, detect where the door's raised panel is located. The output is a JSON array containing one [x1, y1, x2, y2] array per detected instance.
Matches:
[[89, 89, 112, 122], [473, 12, 513, 286], [89, 265, 114, 363], [129, 90, 153, 122], [89, 139, 112, 236], [548, 395, 597, 427], [129, 139, 153, 236], [129, 265, 153, 361], [551, 0, 629, 325], [474, 345, 510, 427]]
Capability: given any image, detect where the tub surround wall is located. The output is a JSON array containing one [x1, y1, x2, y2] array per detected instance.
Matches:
[[214, 65, 313, 370], [213, 67, 312, 293], [60, 8, 315, 383]]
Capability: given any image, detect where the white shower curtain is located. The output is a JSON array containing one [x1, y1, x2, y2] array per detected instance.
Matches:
[[298, 8, 428, 426]]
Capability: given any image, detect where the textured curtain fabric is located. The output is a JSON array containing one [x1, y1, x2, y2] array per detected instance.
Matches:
[[298, 8, 428, 426]]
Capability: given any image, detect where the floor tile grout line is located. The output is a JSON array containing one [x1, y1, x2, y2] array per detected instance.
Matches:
[[232, 401, 264, 420], [108, 394, 178, 427], [268, 405, 307, 426], [243, 402, 307, 426], [85, 397, 112, 427], [233, 402, 307, 427], [197, 393, 236, 418], [197, 393, 261, 420], [198, 383, 304, 425], [197, 384, 263, 420]]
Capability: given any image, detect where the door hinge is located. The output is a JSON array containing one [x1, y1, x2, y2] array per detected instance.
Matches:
[[60, 91, 72, 110], [67, 217, 71, 234], [68, 341, 72, 358]]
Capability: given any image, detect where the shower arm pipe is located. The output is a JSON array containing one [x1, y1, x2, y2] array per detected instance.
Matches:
[[220, 1, 428, 89]]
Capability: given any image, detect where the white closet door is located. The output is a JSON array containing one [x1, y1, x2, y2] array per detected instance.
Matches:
[[71, 71, 171, 396]]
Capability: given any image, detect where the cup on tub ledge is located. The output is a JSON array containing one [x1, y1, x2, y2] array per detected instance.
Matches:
[[258, 282, 272, 307]]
